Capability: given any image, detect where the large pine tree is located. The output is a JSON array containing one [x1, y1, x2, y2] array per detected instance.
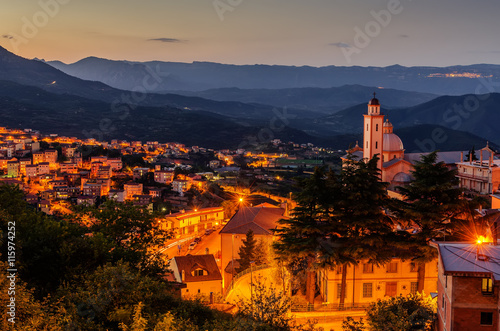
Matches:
[[274, 155, 395, 304], [236, 229, 257, 273], [396, 151, 464, 291]]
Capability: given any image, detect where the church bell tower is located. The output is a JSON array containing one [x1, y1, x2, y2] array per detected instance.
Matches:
[[363, 93, 384, 170]]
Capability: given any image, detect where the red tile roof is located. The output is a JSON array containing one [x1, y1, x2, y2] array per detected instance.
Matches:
[[172, 254, 222, 282], [220, 205, 286, 235]]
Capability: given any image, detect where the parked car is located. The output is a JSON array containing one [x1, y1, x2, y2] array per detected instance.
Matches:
[[188, 241, 197, 250], [194, 237, 202, 243], [205, 228, 213, 235]]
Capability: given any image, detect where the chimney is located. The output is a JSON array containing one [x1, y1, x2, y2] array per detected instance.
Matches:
[[181, 270, 185, 282]]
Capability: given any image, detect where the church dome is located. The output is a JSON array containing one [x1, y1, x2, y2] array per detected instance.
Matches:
[[368, 97, 379, 106], [393, 172, 412, 183], [383, 132, 404, 151]]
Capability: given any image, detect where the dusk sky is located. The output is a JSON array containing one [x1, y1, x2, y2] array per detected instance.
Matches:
[[1, 0, 500, 67]]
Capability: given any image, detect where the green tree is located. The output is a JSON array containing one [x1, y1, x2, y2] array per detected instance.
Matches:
[[274, 155, 395, 305], [396, 151, 464, 292], [365, 293, 436, 331], [236, 229, 257, 273], [68, 200, 172, 273], [236, 277, 294, 331], [342, 317, 365, 331], [273, 167, 338, 303], [254, 239, 269, 266]]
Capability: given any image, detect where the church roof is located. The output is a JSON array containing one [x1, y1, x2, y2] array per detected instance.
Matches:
[[368, 97, 380, 106], [383, 133, 404, 151]]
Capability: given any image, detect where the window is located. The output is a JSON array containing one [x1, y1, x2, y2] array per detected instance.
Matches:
[[376, 124, 379, 131], [336, 266, 343, 274], [375, 141, 378, 149], [385, 282, 397, 297], [363, 263, 374, 273], [481, 312, 493, 326], [363, 283, 373, 298], [192, 268, 207, 277], [482, 278, 493, 294], [410, 282, 418, 294], [409, 262, 417, 272], [366, 124, 369, 131], [386, 262, 398, 273]]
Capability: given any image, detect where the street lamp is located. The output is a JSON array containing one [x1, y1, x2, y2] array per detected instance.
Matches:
[[250, 260, 255, 304]]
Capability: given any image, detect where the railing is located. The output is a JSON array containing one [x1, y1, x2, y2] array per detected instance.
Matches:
[[291, 302, 371, 312], [223, 263, 270, 300]]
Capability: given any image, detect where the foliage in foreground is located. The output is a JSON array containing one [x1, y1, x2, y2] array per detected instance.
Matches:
[[343, 293, 436, 331]]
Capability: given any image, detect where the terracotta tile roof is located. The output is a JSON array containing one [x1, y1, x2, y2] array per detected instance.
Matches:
[[172, 254, 222, 282], [219, 205, 286, 235]]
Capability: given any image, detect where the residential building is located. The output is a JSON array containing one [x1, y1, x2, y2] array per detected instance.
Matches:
[[44, 149, 58, 166], [25, 165, 38, 177], [169, 254, 222, 298], [133, 167, 150, 180], [172, 179, 190, 194], [456, 144, 500, 195], [219, 204, 286, 289], [154, 170, 174, 184], [60, 162, 78, 174], [37, 162, 50, 175], [19, 158, 31, 175], [163, 207, 224, 235], [318, 259, 437, 308], [33, 152, 44, 165], [124, 183, 143, 200], [435, 242, 500, 331], [7, 161, 19, 178]]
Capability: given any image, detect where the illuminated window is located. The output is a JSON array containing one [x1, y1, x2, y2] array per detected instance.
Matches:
[[362, 283, 372, 298], [481, 312, 493, 326], [363, 263, 374, 273], [410, 262, 417, 272], [386, 262, 398, 273], [482, 278, 493, 294]]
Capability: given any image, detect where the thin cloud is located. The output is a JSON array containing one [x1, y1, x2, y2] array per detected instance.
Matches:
[[148, 38, 185, 43], [2, 34, 14, 40], [329, 42, 351, 48]]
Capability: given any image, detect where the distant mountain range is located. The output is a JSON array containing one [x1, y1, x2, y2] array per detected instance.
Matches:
[[289, 93, 500, 146], [0, 45, 497, 151], [48, 56, 500, 95], [169, 85, 437, 114]]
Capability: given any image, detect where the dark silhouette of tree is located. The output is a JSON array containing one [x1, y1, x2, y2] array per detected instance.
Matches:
[[396, 151, 463, 292], [236, 229, 257, 273], [274, 155, 395, 305]]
